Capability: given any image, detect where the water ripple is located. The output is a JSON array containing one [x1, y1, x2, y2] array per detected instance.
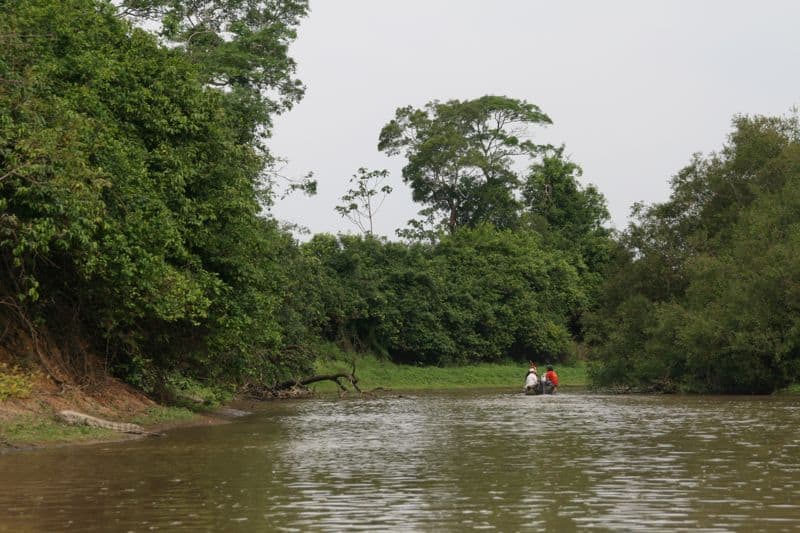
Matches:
[[1, 392, 799, 531]]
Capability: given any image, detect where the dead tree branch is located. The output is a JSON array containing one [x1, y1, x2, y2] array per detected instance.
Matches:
[[244, 358, 362, 399]]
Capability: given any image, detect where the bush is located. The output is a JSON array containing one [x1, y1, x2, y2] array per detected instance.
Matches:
[[0, 363, 34, 400]]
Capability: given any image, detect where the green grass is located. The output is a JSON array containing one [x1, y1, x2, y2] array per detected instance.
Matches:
[[0, 415, 116, 447], [778, 383, 800, 394], [130, 406, 197, 426], [164, 374, 235, 409], [313, 353, 588, 392], [0, 407, 200, 449]]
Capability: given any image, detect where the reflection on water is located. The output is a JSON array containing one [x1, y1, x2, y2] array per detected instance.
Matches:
[[1, 392, 799, 531]]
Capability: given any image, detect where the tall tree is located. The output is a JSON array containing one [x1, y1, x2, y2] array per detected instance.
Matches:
[[0, 0, 312, 389], [335, 168, 393, 236], [118, 0, 307, 115], [378, 95, 551, 235], [587, 113, 800, 393], [118, 0, 311, 206], [523, 146, 609, 243], [522, 147, 612, 336]]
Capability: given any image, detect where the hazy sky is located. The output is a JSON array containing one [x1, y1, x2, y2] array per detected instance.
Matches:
[[268, 0, 800, 238]]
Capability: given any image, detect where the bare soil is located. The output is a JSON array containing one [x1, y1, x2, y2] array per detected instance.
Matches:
[[0, 317, 230, 451]]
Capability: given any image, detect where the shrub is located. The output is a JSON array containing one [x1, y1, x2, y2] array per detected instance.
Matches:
[[0, 363, 34, 400]]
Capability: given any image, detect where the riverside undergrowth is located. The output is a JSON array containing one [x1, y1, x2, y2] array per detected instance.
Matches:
[[313, 351, 588, 393]]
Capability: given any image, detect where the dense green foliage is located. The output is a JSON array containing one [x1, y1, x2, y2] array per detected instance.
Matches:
[[587, 114, 800, 393], [378, 96, 553, 236], [0, 1, 609, 392], [0, 0, 314, 391], [301, 226, 589, 366], [119, 0, 308, 134], [10, 2, 794, 397]]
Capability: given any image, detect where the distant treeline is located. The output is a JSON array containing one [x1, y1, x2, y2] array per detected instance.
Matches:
[[1, 0, 798, 395]]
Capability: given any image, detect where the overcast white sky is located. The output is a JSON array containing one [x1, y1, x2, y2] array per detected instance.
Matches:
[[268, 0, 800, 238]]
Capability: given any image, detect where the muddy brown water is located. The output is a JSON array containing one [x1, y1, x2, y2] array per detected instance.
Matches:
[[1, 390, 799, 531]]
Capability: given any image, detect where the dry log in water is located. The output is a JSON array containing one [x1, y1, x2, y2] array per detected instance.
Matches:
[[274, 372, 361, 393], [246, 361, 362, 399]]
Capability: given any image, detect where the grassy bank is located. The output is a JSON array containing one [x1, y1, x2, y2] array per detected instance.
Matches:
[[0, 406, 205, 450], [0, 415, 117, 447], [314, 353, 588, 392], [0, 374, 231, 450], [1, 356, 587, 449]]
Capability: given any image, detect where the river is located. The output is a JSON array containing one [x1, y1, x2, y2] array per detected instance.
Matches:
[[1, 390, 799, 531]]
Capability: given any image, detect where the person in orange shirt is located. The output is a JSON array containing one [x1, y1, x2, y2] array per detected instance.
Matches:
[[544, 365, 559, 394]]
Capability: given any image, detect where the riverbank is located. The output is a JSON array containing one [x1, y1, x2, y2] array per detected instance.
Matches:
[[313, 354, 588, 392], [1, 354, 586, 450], [0, 369, 235, 452], [6, 354, 796, 451]]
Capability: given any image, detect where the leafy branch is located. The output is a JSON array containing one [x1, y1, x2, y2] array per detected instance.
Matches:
[[335, 168, 393, 235]]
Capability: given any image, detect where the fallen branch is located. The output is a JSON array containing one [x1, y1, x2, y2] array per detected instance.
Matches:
[[246, 359, 362, 399], [275, 372, 361, 393]]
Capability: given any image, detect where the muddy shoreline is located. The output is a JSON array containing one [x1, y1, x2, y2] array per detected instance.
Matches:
[[0, 370, 263, 453]]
